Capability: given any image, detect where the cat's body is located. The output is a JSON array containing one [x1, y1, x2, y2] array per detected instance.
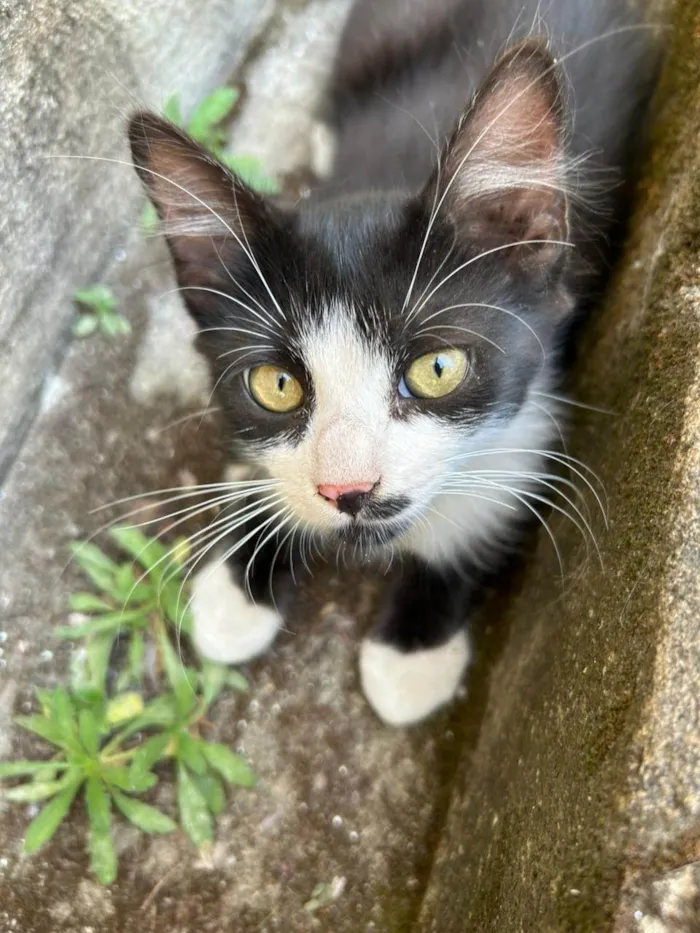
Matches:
[[129, 0, 658, 724]]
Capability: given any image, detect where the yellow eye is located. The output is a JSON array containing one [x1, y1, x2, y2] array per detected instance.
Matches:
[[247, 365, 304, 413], [402, 348, 468, 399]]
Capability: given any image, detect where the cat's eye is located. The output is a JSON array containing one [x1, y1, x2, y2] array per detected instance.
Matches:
[[400, 348, 469, 399], [247, 365, 304, 413]]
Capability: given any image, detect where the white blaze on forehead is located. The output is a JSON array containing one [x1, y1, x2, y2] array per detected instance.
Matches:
[[301, 309, 392, 485]]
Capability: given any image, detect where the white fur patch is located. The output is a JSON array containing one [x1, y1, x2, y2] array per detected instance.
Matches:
[[359, 630, 470, 726], [309, 120, 337, 178], [191, 559, 283, 664]]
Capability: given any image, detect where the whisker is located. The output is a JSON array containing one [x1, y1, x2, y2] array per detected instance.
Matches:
[[416, 301, 545, 357]]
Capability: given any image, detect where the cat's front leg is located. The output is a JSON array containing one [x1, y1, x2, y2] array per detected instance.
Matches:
[[191, 527, 292, 665], [360, 559, 473, 726]]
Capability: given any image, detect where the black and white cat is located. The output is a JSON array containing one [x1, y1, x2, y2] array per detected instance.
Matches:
[[128, 0, 657, 725]]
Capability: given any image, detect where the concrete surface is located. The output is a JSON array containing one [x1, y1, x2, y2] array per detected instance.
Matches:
[[3, 0, 700, 931], [0, 0, 277, 478]]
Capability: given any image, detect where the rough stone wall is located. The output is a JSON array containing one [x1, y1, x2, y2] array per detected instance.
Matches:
[[418, 2, 700, 930]]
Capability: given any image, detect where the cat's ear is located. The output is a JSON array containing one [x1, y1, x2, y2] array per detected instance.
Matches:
[[128, 112, 273, 321], [431, 40, 570, 272]]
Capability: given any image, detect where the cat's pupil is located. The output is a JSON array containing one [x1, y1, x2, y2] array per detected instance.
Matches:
[[433, 357, 445, 378], [277, 374, 288, 393]]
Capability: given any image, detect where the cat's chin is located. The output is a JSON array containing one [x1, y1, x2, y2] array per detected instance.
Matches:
[[330, 518, 410, 556]]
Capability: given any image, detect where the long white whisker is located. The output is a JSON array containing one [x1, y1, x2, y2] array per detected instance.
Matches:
[[416, 301, 545, 356]]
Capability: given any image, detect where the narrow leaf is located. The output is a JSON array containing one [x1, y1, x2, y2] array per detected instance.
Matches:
[[112, 790, 176, 834], [128, 733, 170, 785], [14, 715, 65, 747], [78, 709, 99, 755], [200, 659, 227, 707], [226, 670, 249, 693], [109, 527, 169, 579], [89, 823, 117, 884], [177, 733, 207, 776], [128, 631, 145, 686], [157, 627, 194, 717], [24, 781, 81, 853], [163, 93, 182, 125], [104, 765, 157, 794], [87, 633, 115, 698], [85, 776, 111, 834], [5, 769, 81, 803], [201, 743, 256, 788], [177, 762, 213, 848], [68, 593, 113, 613], [0, 761, 69, 779], [193, 771, 226, 816], [55, 609, 146, 640]]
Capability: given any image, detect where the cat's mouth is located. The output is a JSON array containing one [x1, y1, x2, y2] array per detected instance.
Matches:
[[331, 495, 414, 551]]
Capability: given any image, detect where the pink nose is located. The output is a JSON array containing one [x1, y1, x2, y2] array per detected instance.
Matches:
[[317, 482, 375, 502]]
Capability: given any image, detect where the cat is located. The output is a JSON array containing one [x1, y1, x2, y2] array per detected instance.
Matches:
[[128, 0, 658, 726]]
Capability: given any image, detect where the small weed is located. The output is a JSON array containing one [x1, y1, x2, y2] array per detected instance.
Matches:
[[73, 286, 131, 339], [0, 528, 253, 884], [141, 86, 280, 235]]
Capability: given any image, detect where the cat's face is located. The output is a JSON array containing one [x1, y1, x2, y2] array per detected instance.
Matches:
[[130, 42, 575, 555]]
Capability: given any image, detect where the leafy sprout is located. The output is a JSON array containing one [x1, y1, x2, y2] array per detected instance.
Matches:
[[0, 528, 253, 884], [141, 85, 281, 235], [73, 286, 131, 339]]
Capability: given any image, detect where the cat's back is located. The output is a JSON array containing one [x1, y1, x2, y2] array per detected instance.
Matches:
[[318, 0, 657, 196]]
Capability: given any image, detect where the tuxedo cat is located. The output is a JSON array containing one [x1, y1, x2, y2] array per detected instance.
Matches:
[[128, 0, 657, 725]]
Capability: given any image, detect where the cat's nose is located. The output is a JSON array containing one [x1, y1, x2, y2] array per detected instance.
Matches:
[[318, 482, 376, 517]]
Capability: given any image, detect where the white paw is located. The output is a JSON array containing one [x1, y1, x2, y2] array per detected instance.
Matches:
[[191, 560, 283, 664], [359, 630, 470, 726], [309, 120, 337, 178]]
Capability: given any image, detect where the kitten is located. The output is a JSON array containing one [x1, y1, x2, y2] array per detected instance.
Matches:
[[128, 0, 657, 726]]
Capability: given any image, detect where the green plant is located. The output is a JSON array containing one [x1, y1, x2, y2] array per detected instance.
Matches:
[[73, 285, 131, 339], [0, 528, 254, 884], [141, 86, 280, 235]]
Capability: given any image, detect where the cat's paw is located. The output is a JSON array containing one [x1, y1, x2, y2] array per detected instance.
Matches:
[[359, 630, 470, 726], [191, 559, 283, 664]]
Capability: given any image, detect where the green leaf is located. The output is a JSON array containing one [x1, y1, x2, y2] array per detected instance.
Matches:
[[128, 733, 170, 786], [222, 153, 281, 195], [104, 765, 157, 794], [99, 311, 131, 338], [188, 87, 238, 145], [68, 592, 113, 613], [55, 608, 147, 640], [159, 581, 192, 634], [177, 733, 207, 775], [157, 627, 194, 717], [163, 93, 182, 125], [0, 761, 69, 780], [112, 790, 177, 834], [201, 743, 256, 788], [109, 527, 170, 584], [200, 659, 227, 707], [74, 285, 115, 313], [89, 821, 117, 885], [73, 314, 98, 338], [87, 633, 115, 698], [14, 714, 65, 747], [85, 779, 117, 882], [193, 771, 226, 816], [105, 692, 144, 727], [69, 542, 120, 595], [78, 709, 100, 755], [140, 200, 160, 236], [24, 781, 81, 854], [86, 776, 111, 834], [177, 762, 213, 848], [225, 670, 249, 693], [5, 769, 81, 803]]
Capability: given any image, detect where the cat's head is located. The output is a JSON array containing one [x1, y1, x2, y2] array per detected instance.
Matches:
[[129, 41, 577, 555]]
